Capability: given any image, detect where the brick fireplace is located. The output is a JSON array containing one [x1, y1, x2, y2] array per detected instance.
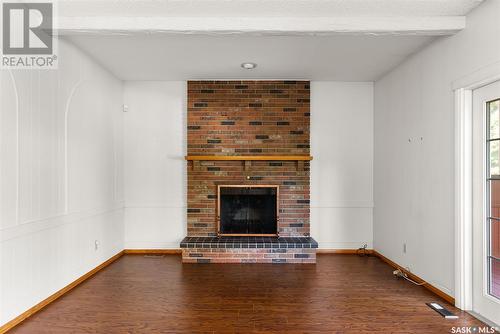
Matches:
[[180, 81, 317, 263]]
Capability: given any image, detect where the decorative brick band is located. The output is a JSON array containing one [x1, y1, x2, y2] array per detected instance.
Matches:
[[182, 248, 316, 264]]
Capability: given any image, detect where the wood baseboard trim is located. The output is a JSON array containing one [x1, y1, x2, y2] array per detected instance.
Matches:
[[0, 251, 124, 334], [372, 250, 455, 305], [316, 249, 374, 255], [123, 249, 182, 255]]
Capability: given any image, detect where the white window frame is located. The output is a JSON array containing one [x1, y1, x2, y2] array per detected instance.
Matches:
[[454, 61, 500, 310]]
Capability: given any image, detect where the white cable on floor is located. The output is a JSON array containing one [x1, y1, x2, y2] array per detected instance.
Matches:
[[402, 275, 427, 286], [394, 268, 427, 286]]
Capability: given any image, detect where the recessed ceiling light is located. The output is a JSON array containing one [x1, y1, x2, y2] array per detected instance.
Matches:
[[241, 62, 257, 70]]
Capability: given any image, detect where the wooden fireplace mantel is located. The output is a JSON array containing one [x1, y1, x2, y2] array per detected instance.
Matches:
[[185, 155, 313, 161], [185, 155, 313, 171]]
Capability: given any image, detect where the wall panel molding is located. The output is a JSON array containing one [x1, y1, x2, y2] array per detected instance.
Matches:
[[0, 39, 125, 328], [310, 202, 374, 209], [63, 79, 86, 214], [124, 202, 186, 209], [4, 70, 21, 226], [1, 202, 124, 242]]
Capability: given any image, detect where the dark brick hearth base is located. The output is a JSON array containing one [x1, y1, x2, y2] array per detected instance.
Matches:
[[180, 237, 318, 263]]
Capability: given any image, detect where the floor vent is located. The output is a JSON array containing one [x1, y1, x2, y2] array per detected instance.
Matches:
[[426, 303, 458, 319]]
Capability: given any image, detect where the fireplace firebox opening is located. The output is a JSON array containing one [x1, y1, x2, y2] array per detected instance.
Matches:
[[217, 185, 279, 237]]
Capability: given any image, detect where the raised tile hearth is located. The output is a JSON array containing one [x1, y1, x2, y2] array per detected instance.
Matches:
[[180, 236, 318, 249], [181, 237, 317, 264]]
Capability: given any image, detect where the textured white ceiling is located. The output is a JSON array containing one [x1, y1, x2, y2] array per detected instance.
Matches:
[[59, 0, 483, 18], [67, 34, 435, 81], [63, 0, 484, 81], [57, 0, 481, 35]]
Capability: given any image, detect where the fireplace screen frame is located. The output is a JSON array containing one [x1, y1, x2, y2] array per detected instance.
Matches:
[[217, 185, 279, 237]]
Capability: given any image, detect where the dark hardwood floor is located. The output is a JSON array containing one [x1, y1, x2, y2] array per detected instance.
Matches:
[[9, 254, 486, 333]]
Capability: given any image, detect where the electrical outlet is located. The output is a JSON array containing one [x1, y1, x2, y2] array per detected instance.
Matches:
[[403, 243, 407, 254], [94, 240, 99, 251]]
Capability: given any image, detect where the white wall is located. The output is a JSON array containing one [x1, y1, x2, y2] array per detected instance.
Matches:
[[311, 82, 374, 249], [0, 39, 124, 326], [122, 81, 374, 250], [374, 0, 500, 297], [123, 82, 186, 249]]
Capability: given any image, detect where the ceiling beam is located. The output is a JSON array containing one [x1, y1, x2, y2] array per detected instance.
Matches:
[[57, 16, 466, 36]]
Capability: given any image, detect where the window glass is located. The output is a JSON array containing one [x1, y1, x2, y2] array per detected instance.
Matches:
[[490, 258, 500, 299], [490, 100, 500, 139], [490, 140, 500, 176], [488, 100, 500, 300]]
